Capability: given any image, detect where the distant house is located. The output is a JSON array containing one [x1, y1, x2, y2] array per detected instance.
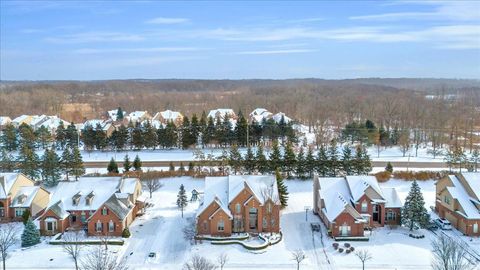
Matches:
[[249, 108, 272, 123], [127, 111, 152, 124], [0, 117, 11, 129], [272, 112, 292, 124], [196, 175, 281, 236], [11, 115, 38, 127], [37, 177, 144, 236], [82, 119, 115, 137], [435, 172, 480, 236], [107, 109, 127, 122], [153, 110, 184, 126], [207, 109, 237, 122], [0, 173, 50, 221], [313, 175, 402, 238], [31, 115, 69, 134]]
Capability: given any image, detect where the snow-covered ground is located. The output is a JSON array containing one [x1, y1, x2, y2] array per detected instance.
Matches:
[[4, 177, 478, 269]]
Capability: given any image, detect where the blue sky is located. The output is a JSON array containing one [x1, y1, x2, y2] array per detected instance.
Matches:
[[1, 1, 479, 80]]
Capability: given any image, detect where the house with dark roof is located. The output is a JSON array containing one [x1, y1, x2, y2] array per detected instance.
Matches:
[[37, 177, 144, 236], [313, 175, 402, 239], [435, 172, 480, 236], [196, 175, 281, 236]]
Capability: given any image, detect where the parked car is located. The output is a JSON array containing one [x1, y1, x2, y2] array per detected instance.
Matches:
[[426, 221, 438, 231], [434, 218, 452, 230], [147, 252, 158, 263]]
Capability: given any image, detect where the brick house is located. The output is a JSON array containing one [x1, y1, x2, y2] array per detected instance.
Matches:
[[197, 175, 281, 236], [435, 172, 480, 236], [0, 173, 50, 221], [37, 177, 144, 236], [313, 175, 402, 238]]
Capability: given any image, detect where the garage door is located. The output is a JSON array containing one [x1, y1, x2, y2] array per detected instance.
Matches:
[[458, 219, 467, 234], [445, 212, 458, 227]]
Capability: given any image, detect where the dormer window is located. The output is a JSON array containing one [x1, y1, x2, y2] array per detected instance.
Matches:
[[72, 192, 81, 206], [18, 194, 27, 204], [86, 191, 95, 206], [102, 207, 108, 216]]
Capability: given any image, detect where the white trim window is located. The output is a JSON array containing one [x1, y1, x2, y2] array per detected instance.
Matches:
[[217, 219, 225, 232], [96, 220, 102, 232], [361, 201, 368, 213], [267, 203, 272, 214], [474, 223, 478, 234], [386, 211, 396, 221], [235, 203, 241, 214], [15, 208, 25, 217], [102, 207, 108, 216], [263, 217, 267, 228], [108, 220, 114, 232], [444, 196, 451, 205]]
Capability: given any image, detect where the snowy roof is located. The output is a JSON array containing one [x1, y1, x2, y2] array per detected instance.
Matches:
[[460, 172, 480, 200], [108, 109, 127, 121], [159, 110, 182, 121], [37, 116, 68, 131], [48, 200, 70, 219], [102, 194, 133, 220], [10, 186, 42, 208], [250, 108, 270, 116], [446, 175, 480, 219], [272, 112, 292, 124], [127, 111, 149, 122], [207, 109, 235, 120], [84, 119, 105, 127], [0, 173, 29, 199], [12, 115, 37, 125], [199, 175, 279, 218], [0, 116, 12, 125], [318, 177, 353, 222], [345, 175, 385, 202], [120, 178, 139, 195], [30, 115, 49, 127], [380, 187, 403, 208]]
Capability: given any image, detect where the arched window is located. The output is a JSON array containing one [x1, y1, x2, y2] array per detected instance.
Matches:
[[102, 207, 108, 215], [217, 219, 225, 231], [235, 203, 241, 214], [361, 201, 368, 213]]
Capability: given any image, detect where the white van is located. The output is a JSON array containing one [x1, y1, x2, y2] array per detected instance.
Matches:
[[434, 218, 453, 230]]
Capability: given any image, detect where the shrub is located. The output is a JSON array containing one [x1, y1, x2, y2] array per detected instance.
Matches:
[[392, 171, 446, 181], [333, 243, 339, 249], [346, 249, 351, 254], [385, 162, 393, 173], [375, 171, 392, 182], [122, 227, 131, 238], [344, 243, 351, 248], [338, 248, 344, 253], [350, 247, 355, 252]]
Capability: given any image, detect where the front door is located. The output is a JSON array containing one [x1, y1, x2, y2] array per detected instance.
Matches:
[[340, 224, 351, 236], [46, 220, 56, 234], [249, 208, 257, 230], [233, 216, 243, 232], [372, 204, 380, 223]]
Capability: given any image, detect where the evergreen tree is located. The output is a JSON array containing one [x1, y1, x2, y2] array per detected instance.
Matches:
[[21, 209, 31, 225], [269, 140, 282, 173], [70, 146, 85, 180], [131, 123, 144, 150], [385, 162, 393, 173], [190, 114, 200, 145], [116, 107, 124, 121], [0, 149, 15, 172], [256, 144, 268, 174], [283, 142, 296, 178], [94, 123, 107, 150], [341, 146, 353, 175], [18, 123, 36, 150], [17, 144, 40, 180], [305, 148, 316, 178], [164, 121, 179, 148], [179, 162, 185, 175], [235, 111, 248, 146], [296, 147, 306, 179], [116, 125, 129, 150], [123, 154, 132, 172], [142, 121, 158, 149], [21, 218, 40, 247], [133, 155, 142, 171], [41, 148, 61, 187], [81, 124, 96, 151], [229, 144, 243, 174], [244, 145, 256, 174], [360, 145, 372, 174], [316, 145, 328, 177], [203, 117, 216, 147], [169, 162, 175, 172], [181, 116, 195, 149], [61, 147, 72, 180], [176, 184, 188, 218], [470, 148, 480, 172], [353, 145, 365, 175], [65, 122, 79, 147], [276, 169, 289, 207], [326, 139, 339, 176], [107, 158, 119, 174], [35, 126, 52, 149], [0, 123, 17, 151], [55, 122, 67, 149], [401, 180, 429, 231], [188, 162, 194, 173]]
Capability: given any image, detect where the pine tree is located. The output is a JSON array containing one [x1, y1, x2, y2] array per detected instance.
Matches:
[[133, 155, 142, 171], [35, 126, 52, 149], [341, 146, 353, 175], [0, 149, 15, 172], [326, 139, 339, 176], [296, 147, 306, 179], [55, 122, 67, 150], [235, 111, 248, 146], [305, 148, 316, 178], [0, 123, 18, 151], [179, 162, 185, 175], [142, 121, 158, 149], [18, 123, 36, 150], [116, 107, 124, 121], [107, 158, 119, 174], [188, 162, 194, 173], [181, 116, 194, 149], [116, 124, 129, 150], [385, 162, 393, 173], [131, 123, 144, 150], [244, 145, 256, 174], [61, 147, 72, 180], [203, 117, 216, 147], [401, 180, 429, 231], [21, 218, 41, 247], [65, 122, 79, 148], [123, 154, 132, 172], [276, 169, 289, 207], [42, 148, 61, 187], [70, 146, 85, 180], [169, 162, 175, 172], [94, 123, 107, 150], [176, 184, 188, 218], [360, 145, 372, 174], [229, 144, 243, 174], [256, 144, 268, 174], [283, 142, 296, 178], [316, 145, 328, 177], [353, 145, 364, 175], [17, 144, 40, 180], [470, 148, 480, 172], [269, 140, 282, 173], [81, 124, 96, 151], [190, 114, 200, 146]]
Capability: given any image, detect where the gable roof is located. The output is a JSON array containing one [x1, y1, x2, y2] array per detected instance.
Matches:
[[46, 200, 70, 219], [101, 193, 134, 220], [272, 112, 292, 124], [0, 117, 11, 125], [345, 175, 385, 202], [0, 173, 34, 199], [445, 175, 480, 219], [460, 172, 480, 200], [10, 186, 46, 208], [381, 187, 403, 208], [207, 109, 235, 120], [159, 110, 182, 120], [318, 177, 356, 222]]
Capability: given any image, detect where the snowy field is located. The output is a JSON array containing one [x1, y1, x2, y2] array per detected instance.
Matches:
[[4, 177, 479, 270]]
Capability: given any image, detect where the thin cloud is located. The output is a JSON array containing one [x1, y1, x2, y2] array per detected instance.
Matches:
[[145, 17, 189, 24], [72, 47, 201, 54], [44, 31, 144, 43], [234, 49, 315, 55]]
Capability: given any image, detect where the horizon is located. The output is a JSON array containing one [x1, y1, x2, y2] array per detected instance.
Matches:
[[1, 1, 479, 80]]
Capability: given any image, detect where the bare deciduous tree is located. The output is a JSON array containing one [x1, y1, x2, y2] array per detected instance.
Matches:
[[217, 253, 228, 270], [355, 249, 372, 270], [431, 234, 475, 270], [0, 223, 18, 270], [291, 249, 306, 270], [62, 231, 85, 270], [183, 254, 217, 270], [183, 217, 197, 244], [81, 245, 128, 270], [141, 172, 164, 198]]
